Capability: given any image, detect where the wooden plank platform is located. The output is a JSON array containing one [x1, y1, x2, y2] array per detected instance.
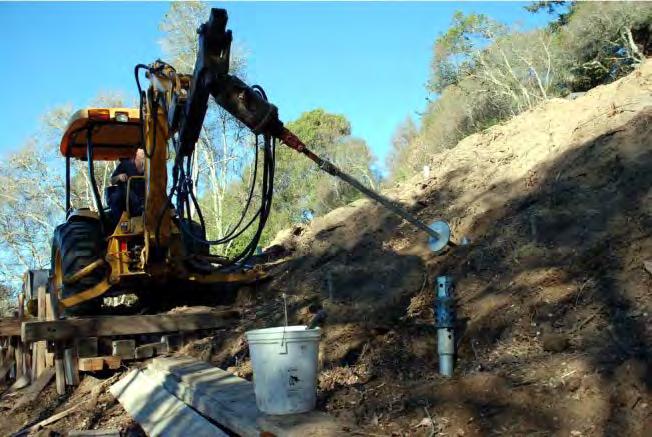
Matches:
[[110, 369, 227, 437], [21, 310, 239, 342], [148, 356, 352, 437], [0, 318, 21, 337]]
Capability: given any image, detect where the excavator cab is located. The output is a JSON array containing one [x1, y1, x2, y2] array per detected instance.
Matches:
[[52, 107, 148, 314], [60, 108, 141, 161], [42, 7, 446, 318], [60, 107, 142, 224], [49, 106, 262, 316]]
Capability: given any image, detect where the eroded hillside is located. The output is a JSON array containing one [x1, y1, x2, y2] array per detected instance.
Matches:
[[184, 60, 652, 436]]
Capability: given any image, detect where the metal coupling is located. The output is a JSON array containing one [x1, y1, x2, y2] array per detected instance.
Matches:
[[435, 275, 455, 377]]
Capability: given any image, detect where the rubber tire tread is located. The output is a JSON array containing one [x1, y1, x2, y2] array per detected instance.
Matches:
[[51, 218, 107, 315]]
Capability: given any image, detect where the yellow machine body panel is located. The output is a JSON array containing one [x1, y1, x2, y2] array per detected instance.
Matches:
[[60, 107, 141, 160]]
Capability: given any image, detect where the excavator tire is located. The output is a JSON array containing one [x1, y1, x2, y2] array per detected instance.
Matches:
[[51, 218, 107, 316]]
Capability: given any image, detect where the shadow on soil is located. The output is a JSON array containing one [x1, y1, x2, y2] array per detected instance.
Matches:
[[254, 109, 651, 435]]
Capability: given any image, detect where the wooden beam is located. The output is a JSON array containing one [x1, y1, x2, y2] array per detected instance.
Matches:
[[33, 284, 48, 379], [68, 430, 120, 437], [16, 294, 26, 379], [78, 356, 121, 372], [78, 357, 104, 372], [0, 318, 21, 337], [22, 311, 239, 342], [104, 355, 121, 370], [13, 367, 55, 410], [46, 289, 67, 395], [110, 369, 227, 436], [0, 344, 16, 381], [112, 339, 135, 360], [20, 404, 79, 433], [54, 348, 66, 395], [64, 346, 80, 386], [148, 357, 351, 437]]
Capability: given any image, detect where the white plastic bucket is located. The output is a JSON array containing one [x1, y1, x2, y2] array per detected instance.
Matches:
[[245, 325, 321, 415]]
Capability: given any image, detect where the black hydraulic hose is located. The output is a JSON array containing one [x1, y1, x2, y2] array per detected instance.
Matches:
[[218, 136, 259, 241], [187, 88, 265, 246], [140, 70, 276, 265], [185, 151, 208, 235], [192, 136, 260, 246], [136, 63, 168, 159], [134, 64, 148, 153], [65, 155, 71, 217], [86, 128, 108, 234], [154, 154, 182, 248], [176, 85, 274, 252], [147, 97, 159, 159], [222, 134, 274, 265], [175, 133, 274, 266]]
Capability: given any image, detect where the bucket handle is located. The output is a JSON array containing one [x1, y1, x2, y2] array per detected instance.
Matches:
[[279, 326, 288, 354]]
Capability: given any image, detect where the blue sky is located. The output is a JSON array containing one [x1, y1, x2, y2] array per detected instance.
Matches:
[[0, 1, 553, 173]]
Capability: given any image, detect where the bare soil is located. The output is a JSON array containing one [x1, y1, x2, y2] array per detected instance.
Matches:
[[2, 60, 650, 437], [208, 60, 652, 436], [0, 372, 144, 436]]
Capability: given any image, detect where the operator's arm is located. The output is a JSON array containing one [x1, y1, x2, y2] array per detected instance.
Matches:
[[110, 161, 128, 185]]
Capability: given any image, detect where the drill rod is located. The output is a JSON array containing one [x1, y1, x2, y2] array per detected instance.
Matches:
[[278, 128, 449, 243]]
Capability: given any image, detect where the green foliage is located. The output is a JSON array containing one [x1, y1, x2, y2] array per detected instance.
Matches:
[[0, 90, 131, 288], [0, 282, 15, 317], [387, 116, 418, 182], [524, 1, 574, 30], [273, 109, 377, 230], [429, 12, 499, 93], [159, 1, 210, 73], [524, 1, 566, 14], [556, 2, 651, 91], [210, 108, 378, 257], [387, 2, 652, 183], [158, 2, 380, 255]]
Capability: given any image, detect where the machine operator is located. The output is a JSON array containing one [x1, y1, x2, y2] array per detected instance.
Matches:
[[108, 148, 145, 224]]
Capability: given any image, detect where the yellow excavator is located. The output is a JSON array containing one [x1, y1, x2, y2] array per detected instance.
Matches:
[[47, 8, 452, 315]]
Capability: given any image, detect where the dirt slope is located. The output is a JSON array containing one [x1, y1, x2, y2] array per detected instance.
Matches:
[[186, 61, 652, 436]]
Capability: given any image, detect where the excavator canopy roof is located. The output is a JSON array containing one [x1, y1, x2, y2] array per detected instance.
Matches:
[[60, 108, 142, 161]]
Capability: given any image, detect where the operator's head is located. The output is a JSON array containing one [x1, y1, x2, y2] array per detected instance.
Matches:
[[134, 148, 145, 174]]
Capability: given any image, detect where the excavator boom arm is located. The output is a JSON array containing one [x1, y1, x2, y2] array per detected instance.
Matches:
[[146, 8, 450, 255]]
